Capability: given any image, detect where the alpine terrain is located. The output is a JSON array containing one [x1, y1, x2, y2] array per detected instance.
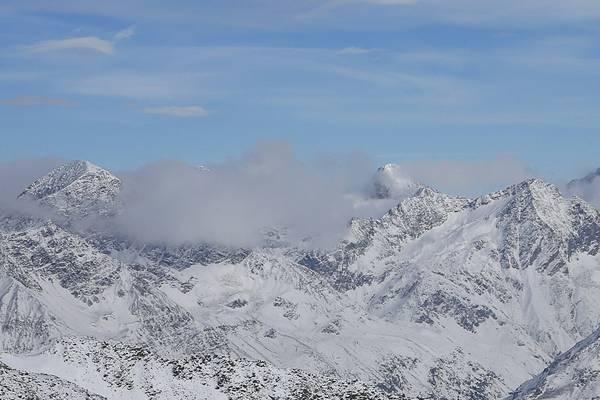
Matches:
[[2, 160, 600, 399]]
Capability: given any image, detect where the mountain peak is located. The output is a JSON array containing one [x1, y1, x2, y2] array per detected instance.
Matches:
[[525, 177, 554, 188], [19, 160, 110, 199], [473, 178, 559, 204], [19, 160, 121, 218], [372, 163, 424, 199]]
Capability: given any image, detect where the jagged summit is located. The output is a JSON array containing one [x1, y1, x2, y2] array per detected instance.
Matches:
[[19, 160, 104, 199], [471, 178, 554, 203], [18, 160, 121, 218], [373, 163, 425, 199], [499, 178, 562, 201]]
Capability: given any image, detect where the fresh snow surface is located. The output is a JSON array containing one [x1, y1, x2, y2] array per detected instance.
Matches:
[[1, 337, 405, 400]]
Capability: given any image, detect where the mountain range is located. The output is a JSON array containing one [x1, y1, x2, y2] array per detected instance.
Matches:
[[2, 160, 600, 399]]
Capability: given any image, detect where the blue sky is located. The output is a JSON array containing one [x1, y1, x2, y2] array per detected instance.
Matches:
[[1, 0, 599, 182]]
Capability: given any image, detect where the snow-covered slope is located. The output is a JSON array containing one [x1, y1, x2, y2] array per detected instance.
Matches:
[[3, 161, 600, 399], [508, 325, 600, 399], [0, 337, 404, 400], [0, 360, 105, 400], [299, 179, 600, 396]]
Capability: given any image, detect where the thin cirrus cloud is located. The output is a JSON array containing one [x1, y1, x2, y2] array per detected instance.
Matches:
[[356, 0, 419, 4], [337, 47, 379, 55], [22, 26, 133, 56], [23, 36, 114, 55], [114, 26, 136, 41], [143, 106, 210, 118], [0, 96, 73, 107]]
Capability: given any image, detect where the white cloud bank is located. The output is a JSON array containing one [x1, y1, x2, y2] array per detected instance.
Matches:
[[0, 157, 65, 215], [0, 144, 547, 249], [111, 142, 383, 248]]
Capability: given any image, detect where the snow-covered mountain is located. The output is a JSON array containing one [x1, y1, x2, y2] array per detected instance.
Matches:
[[372, 164, 424, 200], [18, 160, 121, 218], [3, 160, 600, 399], [508, 325, 600, 399]]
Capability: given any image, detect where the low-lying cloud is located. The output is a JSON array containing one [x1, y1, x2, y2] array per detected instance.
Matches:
[[0, 144, 554, 249], [0, 157, 65, 216], [565, 169, 600, 209], [112, 142, 388, 248]]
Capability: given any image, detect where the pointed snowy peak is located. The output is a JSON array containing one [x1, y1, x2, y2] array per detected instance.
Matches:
[[381, 186, 470, 236], [19, 160, 121, 218], [497, 179, 575, 227], [372, 163, 425, 200], [504, 178, 562, 199], [472, 178, 600, 272], [336, 186, 470, 277], [19, 160, 115, 199], [472, 179, 567, 218]]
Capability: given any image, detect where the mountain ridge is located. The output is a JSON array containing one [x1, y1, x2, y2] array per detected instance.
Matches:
[[2, 160, 600, 399]]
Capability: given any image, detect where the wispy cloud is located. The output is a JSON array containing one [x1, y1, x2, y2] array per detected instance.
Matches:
[[338, 47, 379, 55], [0, 96, 72, 107], [66, 73, 205, 99], [24, 36, 114, 55], [353, 0, 419, 4], [143, 105, 210, 118], [566, 169, 600, 209], [114, 26, 135, 41]]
